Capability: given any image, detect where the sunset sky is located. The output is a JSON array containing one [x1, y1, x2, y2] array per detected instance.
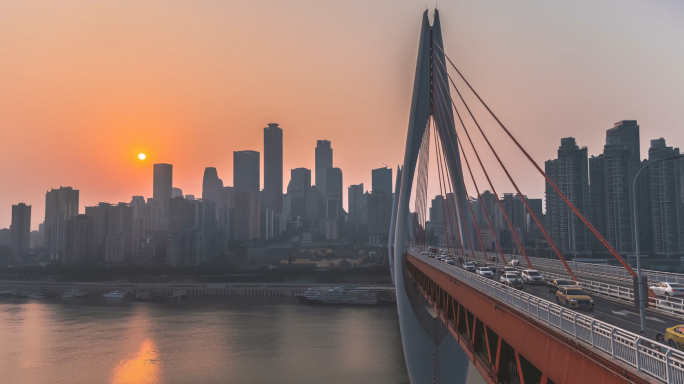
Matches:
[[1, 0, 684, 230]]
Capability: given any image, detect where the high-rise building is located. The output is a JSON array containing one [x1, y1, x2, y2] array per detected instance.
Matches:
[[168, 197, 194, 231], [545, 138, 590, 252], [263, 124, 283, 214], [105, 232, 131, 263], [305, 186, 323, 222], [233, 190, 260, 241], [367, 191, 394, 242], [234, 150, 260, 192], [601, 121, 640, 253], [202, 167, 224, 203], [130, 196, 148, 255], [588, 154, 605, 251], [372, 167, 393, 194], [153, 164, 173, 230], [85, 203, 111, 260], [45, 186, 79, 259], [64, 214, 90, 263], [288, 168, 311, 218], [172, 188, 184, 198], [348, 184, 364, 224], [325, 168, 343, 219], [646, 138, 684, 254], [10, 203, 31, 258], [315, 140, 333, 195], [429, 196, 445, 224]]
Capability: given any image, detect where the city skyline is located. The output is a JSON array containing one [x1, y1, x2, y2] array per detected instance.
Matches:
[[2, 1, 684, 230]]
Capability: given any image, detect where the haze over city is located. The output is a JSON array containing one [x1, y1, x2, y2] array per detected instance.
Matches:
[[2, 0, 684, 229]]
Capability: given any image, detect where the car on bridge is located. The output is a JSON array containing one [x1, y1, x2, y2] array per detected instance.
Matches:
[[500, 273, 523, 288], [521, 270, 545, 284], [508, 259, 520, 267], [503, 267, 519, 276], [649, 282, 684, 297], [659, 325, 684, 350], [546, 278, 577, 293], [476, 267, 493, 278], [555, 287, 594, 310], [446, 258, 455, 266], [462, 262, 476, 272]]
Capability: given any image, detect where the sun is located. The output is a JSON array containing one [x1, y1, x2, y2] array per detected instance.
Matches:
[[138, 153, 146, 160]]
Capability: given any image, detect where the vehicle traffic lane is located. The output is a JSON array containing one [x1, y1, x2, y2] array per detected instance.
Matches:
[[519, 282, 679, 340]]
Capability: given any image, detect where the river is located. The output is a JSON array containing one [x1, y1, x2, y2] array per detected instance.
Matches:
[[0, 296, 486, 383]]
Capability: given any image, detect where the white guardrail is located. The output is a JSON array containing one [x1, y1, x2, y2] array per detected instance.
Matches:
[[463, 250, 684, 285], [411, 252, 684, 384], [530, 269, 684, 320]]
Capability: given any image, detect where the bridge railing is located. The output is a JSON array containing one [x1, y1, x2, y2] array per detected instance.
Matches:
[[410, 252, 684, 384], [531, 269, 684, 319]]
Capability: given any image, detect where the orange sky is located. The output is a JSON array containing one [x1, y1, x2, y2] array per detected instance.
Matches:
[[1, 1, 684, 229]]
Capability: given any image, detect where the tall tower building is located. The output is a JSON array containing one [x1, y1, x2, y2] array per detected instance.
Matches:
[[325, 167, 343, 218], [588, 154, 606, 251], [202, 167, 224, 203], [601, 121, 640, 253], [65, 214, 91, 263], [646, 138, 684, 255], [234, 150, 260, 192], [263, 123, 283, 214], [372, 167, 393, 194], [287, 168, 311, 218], [153, 163, 173, 230], [10, 203, 31, 258], [544, 137, 590, 252], [45, 186, 79, 259], [348, 184, 365, 224], [315, 140, 333, 195]]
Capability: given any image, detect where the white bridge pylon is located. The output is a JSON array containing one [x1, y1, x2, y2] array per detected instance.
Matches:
[[390, 10, 472, 384]]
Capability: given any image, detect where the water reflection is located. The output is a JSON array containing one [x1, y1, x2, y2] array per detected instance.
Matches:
[[111, 339, 161, 384]]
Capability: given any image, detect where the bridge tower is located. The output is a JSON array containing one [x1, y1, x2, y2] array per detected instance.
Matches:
[[391, 10, 472, 384]]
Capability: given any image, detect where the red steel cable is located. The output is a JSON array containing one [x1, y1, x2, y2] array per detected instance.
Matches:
[[434, 42, 637, 278], [432, 53, 575, 280], [431, 61, 532, 269], [432, 80, 508, 266]]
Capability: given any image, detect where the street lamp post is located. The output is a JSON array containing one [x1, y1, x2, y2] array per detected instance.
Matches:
[[632, 155, 683, 335]]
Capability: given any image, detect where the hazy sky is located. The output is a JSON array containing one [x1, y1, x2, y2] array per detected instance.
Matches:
[[1, 0, 683, 229]]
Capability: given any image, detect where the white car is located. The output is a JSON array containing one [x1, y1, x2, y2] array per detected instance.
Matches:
[[446, 258, 455, 265], [521, 270, 545, 284], [650, 282, 684, 297], [476, 267, 493, 278], [462, 262, 476, 272], [500, 273, 523, 286], [508, 259, 520, 267], [503, 267, 519, 275]]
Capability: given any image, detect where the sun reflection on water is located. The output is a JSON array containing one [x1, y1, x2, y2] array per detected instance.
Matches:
[[111, 339, 161, 384]]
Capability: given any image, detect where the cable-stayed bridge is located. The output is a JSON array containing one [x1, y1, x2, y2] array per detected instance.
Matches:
[[390, 10, 684, 384]]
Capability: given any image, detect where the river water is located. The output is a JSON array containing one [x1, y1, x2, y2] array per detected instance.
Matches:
[[0, 296, 485, 384]]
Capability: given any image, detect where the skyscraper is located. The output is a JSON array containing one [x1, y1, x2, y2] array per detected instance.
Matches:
[[602, 121, 640, 253], [202, 167, 224, 203], [263, 123, 283, 214], [65, 214, 90, 263], [325, 167, 343, 218], [348, 184, 364, 224], [315, 140, 333, 195], [545, 137, 590, 252], [372, 167, 393, 194], [153, 163, 173, 230], [234, 150, 260, 192], [45, 186, 79, 259], [288, 168, 311, 218], [10, 203, 31, 259], [646, 138, 684, 254]]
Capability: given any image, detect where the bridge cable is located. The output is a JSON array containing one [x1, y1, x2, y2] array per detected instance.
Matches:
[[431, 102, 481, 263], [431, 59, 532, 270], [431, 77, 508, 267], [434, 42, 639, 279], [432, 83, 490, 264], [432, 52, 576, 280], [432, 117, 467, 259]]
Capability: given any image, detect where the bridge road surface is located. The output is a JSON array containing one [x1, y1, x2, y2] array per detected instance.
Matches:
[[410, 252, 682, 343]]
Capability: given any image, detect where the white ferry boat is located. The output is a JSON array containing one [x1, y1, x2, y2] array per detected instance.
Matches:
[[102, 291, 126, 298], [298, 287, 378, 305], [27, 292, 48, 299]]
